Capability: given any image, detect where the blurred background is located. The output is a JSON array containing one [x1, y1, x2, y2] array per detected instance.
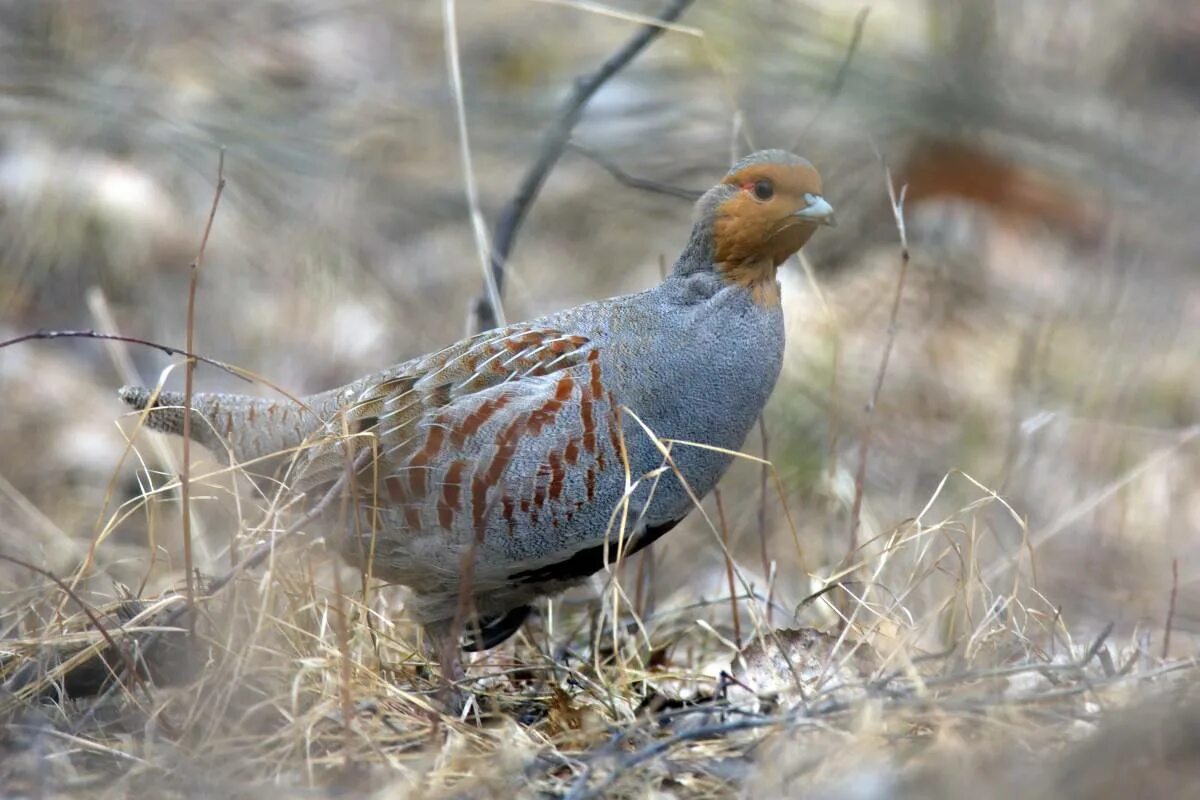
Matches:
[[1, 0, 1198, 702]]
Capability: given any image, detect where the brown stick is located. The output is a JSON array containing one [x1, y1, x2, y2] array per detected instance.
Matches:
[[1162, 557, 1179, 660], [0, 329, 247, 380], [0, 555, 145, 699], [846, 165, 910, 559], [205, 449, 371, 599], [568, 142, 702, 201], [793, 7, 871, 147], [633, 542, 648, 619], [757, 417, 773, 624], [331, 491, 356, 762], [472, 0, 696, 333], [714, 488, 742, 647], [179, 149, 226, 637], [67, 450, 367, 732]]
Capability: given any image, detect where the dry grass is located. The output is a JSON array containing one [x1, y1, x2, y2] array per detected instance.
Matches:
[[1, 456, 1196, 798], [2, 1, 1200, 797]]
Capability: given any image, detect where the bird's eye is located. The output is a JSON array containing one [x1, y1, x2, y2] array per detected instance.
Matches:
[[752, 179, 774, 201]]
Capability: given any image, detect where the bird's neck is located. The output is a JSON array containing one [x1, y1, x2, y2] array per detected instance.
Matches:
[[670, 220, 717, 277], [670, 220, 781, 306], [719, 258, 780, 306]]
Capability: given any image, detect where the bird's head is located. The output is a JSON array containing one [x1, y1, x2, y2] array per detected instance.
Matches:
[[685, 150, 834, 303]]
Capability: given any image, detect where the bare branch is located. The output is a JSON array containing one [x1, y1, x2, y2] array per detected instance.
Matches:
[[443, 0, 504, 330], [66, 449, 368, 729], [793, 7, 870, 147], [0, 329, 248, 381], [757, 417, 773, 624], [713, 488, 741, 647], [180, 148, 226, 637], [1163, 557, 1179, 659], [472, 0, 697, 333], [568, 142, 702, 201], [0, 554, 145, 700], [847, 163, 909, 559]]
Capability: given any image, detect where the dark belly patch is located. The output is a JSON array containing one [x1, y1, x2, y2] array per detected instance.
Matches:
[[462, 605, 533, 651], [508, 518, 682, 585]]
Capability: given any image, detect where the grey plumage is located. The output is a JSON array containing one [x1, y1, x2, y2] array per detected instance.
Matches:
[[119, 150, 834, 647]]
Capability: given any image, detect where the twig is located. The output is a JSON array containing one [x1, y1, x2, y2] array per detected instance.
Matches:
[[205, 450, 370, 598], [757, 417, 772, 624], [332, 462, 356, 763], [180, 149, 226, 637], [567, 717, 783, 800], [567, 142, 702, 200], [442, 0, 504, 333], [714, 488, 741, 647], [1162, 557, 1178, 659], [472, 0, 696, 333], [632, 539, 654, 620], [68, 450, 367, 732], [792, 580, 847, 616], [0, 555, 144, 700], [1080, 621, 1115, 668], [846, 163, 909, 559], [0, 330, 247, 381], [793, 7, 870, 147], [550, 650, 1200, 797]]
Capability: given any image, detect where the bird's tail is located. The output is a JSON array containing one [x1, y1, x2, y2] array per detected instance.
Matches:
[[118, 385, 321, 465]]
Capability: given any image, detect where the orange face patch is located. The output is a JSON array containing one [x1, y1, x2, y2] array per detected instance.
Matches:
[[711, 160, 826, 303]]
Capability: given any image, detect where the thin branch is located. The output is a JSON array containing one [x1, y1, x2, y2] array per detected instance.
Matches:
[[793, 7, 870, 147], [566, 717, 782, 800], [847, 163, 909, 559], [0, 330, 248, 381], [66, 450, 367, 732], [1080, 621, 1115, 668], [443, 0, 504, 332], [332, 462, 356, 759], [472, 0, 696, 332], [568, 142, 702, 201], [1163, 557, 1179, 659], [0, 555, 144, 700], [714, 488, 741, 647], [206, 450, 370, 599], [757, 417, 773, 624], [180, 148, 226, 638]]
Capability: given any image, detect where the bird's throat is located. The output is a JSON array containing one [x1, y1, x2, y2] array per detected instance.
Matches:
[[718, 258, 780, 306]]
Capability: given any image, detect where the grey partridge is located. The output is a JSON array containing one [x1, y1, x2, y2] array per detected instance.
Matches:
[[120, 150, 835, 650]]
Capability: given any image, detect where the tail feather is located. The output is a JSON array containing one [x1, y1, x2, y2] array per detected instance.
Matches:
[[118, 385, 319, 464]]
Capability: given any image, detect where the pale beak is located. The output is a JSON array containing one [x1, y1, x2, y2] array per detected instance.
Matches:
[[793, 193, 836, 227]]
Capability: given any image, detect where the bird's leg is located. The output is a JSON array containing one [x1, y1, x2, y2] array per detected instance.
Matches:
[[435, 521, 490, 716], [422, 624, 468, 715]]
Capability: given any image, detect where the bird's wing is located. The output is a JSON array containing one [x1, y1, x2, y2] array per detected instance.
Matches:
[[295, 325, 617, 537]]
